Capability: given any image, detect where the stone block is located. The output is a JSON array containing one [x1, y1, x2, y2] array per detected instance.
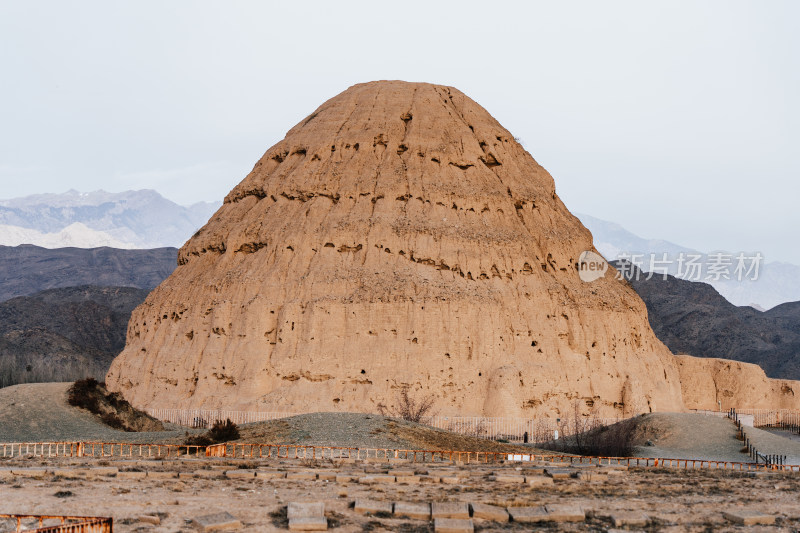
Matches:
[[287, 472, 317, 481], [147, 471, 177, 479], [396, 475, 421, 484], [432, 502, 470, 520], [354, 499, 393, 515], [522, 467, 545, 475], [358, 475, 395, 484], [225, 470, 256, 479], [434, 518, 473, 533], [394, 501, 431, 520], [11, 468, 47, 478], [190, 511, 242, 531], [288, 517, 328, 531], [610, 511, 649, 527], [138, 515, 161, 525], [390, 469, 415, 477], [545, 468, 573, 479], [544, 504, 585, 522], [509, 505, 584, 523], [87, 467, 119, 476], [256, 470, 285, 479], [489, 475, 525, 483], [525, 475, 554, 487], [288, 502, 325, 519], [53, 468, 85, 478], [722, 511, 775, 526], [507, 506, 548, 523], [469, 503, 508, 522]]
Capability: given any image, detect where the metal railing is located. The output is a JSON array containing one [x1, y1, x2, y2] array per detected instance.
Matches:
[[728, 409, 791, 467], [0, 441, 207, 459], [147, 408, 292, 429], [2, 440, 799, 472], [0, 514, 112, 533], [733, 409, 800, 431]]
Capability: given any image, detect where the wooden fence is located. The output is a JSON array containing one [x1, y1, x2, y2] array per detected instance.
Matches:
[[2, 440, 799, 471], [0, 514, 112, 533]]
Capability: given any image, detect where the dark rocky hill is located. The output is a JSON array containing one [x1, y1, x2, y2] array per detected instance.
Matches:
[[615, 262, 800, 380], [0, 286, 149, 387], [0, 245, 177, 302]]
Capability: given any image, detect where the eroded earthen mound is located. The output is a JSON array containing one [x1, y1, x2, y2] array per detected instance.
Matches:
[[676, 355, 800, 410], [107, 81, 686, 417]]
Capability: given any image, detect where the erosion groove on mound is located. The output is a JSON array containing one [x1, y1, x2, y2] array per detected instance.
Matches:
[[109, 81, 691, 417]]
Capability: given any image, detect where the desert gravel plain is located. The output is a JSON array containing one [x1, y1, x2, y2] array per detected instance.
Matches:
[[2, 453, 800, 532]]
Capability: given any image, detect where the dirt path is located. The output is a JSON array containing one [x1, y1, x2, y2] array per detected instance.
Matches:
[[630, 412, 800, 463], [744, 426, 800, 464]]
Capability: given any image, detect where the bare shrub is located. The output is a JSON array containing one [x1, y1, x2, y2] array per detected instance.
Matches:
[[184, 418, 240, 448], [66, 378, 163, 432], [377, 386, 436, 423], [536, 402, 638, 457], [209, 419, 240, 442], [100, 412, 126, 430]]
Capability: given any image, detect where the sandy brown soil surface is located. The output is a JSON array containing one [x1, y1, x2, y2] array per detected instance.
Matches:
[[0, 383, 191, 443], [0, 454, 798, 532], [631, 413, 800, 465], [631, 413, 751, 462], [236, 413, 545, 454], [5, 384, 800, 467], [0, 384, 545, 453]]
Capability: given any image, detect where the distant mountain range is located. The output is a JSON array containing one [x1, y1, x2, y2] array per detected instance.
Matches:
[[614, 262, 800, 381], [0, 244, 178, 388], [0, 286, 149, 387], [0, 189, 219, 249], [0, 245, 177, 302], [578, 213, 800, 310]]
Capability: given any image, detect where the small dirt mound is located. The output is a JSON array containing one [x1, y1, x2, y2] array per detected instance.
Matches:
[[67, 378, 163, 432], [234, 412, 546, 453]]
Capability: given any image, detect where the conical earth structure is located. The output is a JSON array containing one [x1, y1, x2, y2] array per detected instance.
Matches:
[[107, 81, 685, 417]]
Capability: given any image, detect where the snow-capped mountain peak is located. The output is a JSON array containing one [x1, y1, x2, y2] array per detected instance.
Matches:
[[0, 189, 219, 249]]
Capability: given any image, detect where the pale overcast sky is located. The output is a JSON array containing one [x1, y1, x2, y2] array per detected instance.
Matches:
[[1, 1, 798, 262]]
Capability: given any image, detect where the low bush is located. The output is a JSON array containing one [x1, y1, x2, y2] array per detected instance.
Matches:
[[377, 386, 436, 423], [209, 418, 240, 442], [183, 418, 239, 448], [67, 377, 101, 411], [66, 378, 163, 432], [537, 418, 638, 457]]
